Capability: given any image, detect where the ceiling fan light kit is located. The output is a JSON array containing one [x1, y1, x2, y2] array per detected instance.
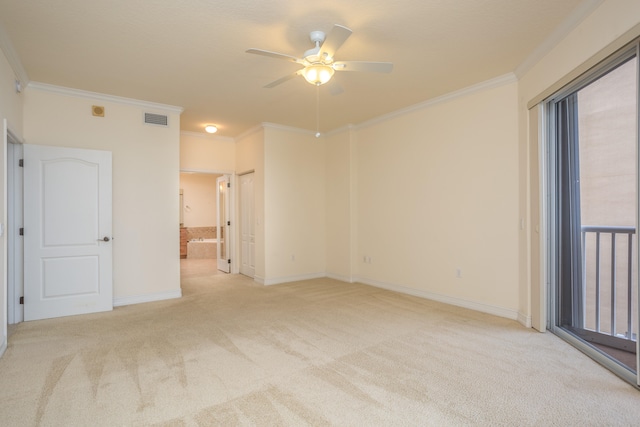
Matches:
[[302, 64, 334, 85]]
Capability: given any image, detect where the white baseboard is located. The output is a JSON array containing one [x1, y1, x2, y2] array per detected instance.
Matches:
[[0, 336, 7, 358], [326, 272, 356, 283], [240, 271, 523, 325], [517, 312, 532, 328], [262, 272, 325, 286], [113, 289, 182, 307], [355, 276, 520, 321]]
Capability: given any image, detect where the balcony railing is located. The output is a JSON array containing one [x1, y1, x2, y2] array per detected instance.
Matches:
[[581, 225, 637, 345]]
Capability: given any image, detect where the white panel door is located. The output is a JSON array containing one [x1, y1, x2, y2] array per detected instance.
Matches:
[[216, 175, 230, 273], [24, 144, 112, 321], [240, 173, 255, 277]]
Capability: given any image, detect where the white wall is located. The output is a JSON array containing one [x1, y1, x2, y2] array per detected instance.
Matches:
[[263, 126, 326, 284], [353, 79, 520, 318], [0, 44, 24, 356], [180, 173, 219, 228], [23, 84, 182, 303], [518, 0, 640, 327]]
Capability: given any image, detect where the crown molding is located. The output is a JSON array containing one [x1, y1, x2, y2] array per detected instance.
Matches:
[[355, 73, 517, 132], [0, 22, 29, 85], [180, 167, 234, 175], [235, 124, 265, 141], [261, 122, 317, 137], [325, 124, 356, 138], [235, 122, 320, 140], [180, 130, 235, 143], [514, 0, 604, 78], [27, 81, 184, 114]]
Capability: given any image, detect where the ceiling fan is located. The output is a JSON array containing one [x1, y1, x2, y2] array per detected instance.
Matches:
[[246, 24, 393, 88]]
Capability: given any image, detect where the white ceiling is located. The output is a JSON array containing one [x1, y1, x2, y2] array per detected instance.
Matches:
[[0, 0, 593, 137]]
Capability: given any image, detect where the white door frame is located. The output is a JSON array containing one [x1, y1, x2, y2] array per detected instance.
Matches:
[[216, 174, 231, 273], [3, 121, 24, 326], [180, 169, 237, 274], [7, 136, 23, 324]]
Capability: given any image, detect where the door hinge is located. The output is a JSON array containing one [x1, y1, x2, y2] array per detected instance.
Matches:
[[19, 227, 24, 236], [227, 182, 230, 188], [227, 221, 231, 226], [19, 296, 24, 304], [18, 159, 23, 167], [228, 259, 231, 264]]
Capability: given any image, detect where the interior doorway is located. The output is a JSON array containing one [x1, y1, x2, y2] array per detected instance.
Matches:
[[179, 170, 235, 276]]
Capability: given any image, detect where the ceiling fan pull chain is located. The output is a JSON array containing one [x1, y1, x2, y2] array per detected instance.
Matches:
[[315, 85, 321, 138]]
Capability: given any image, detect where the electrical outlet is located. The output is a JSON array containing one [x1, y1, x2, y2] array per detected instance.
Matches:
[[456, 268, 462, 278], [291, 254, 295, 261]]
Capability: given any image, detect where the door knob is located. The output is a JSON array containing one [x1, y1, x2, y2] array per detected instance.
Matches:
[[98, 237, 110, 242]]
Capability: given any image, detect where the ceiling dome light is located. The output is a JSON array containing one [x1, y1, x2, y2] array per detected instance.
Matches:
[[204, 125, 218, 134], [302, 64, 334, 86]]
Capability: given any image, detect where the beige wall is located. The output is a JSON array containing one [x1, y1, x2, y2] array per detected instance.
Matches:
[[519, 0, 640, 328], [263, 126, 326, 283], [0, 51, 22, 136], [354, 80, 520, 316], [180, 173, 219, 228], [180, 132, 235, 172], [0, 46, 24, 354], [23, 86, 182, 302], [325, 128, 355, 281]]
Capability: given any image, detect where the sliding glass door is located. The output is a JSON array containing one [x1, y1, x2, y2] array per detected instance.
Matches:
[[548, 46, 639, 385]]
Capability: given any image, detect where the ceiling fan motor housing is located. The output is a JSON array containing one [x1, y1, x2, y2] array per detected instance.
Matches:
[[309, 30, 326, 45], [304, 30, 326, 63]]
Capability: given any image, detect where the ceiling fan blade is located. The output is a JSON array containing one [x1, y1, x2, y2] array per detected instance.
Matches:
[[263, 71, 302, 88], [327, 80, 344, 96], [333, 61, 393, 73], [246, 48, 303, 64], [318, 24, 352, 60]]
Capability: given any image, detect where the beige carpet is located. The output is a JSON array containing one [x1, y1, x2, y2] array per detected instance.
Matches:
[[2, 272, 640, 426]]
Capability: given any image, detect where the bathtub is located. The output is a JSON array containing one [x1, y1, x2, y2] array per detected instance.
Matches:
[[187, 238, 218, 259]]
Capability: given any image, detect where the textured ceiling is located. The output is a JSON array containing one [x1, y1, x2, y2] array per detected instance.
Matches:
[[0, 0, 589, 137]]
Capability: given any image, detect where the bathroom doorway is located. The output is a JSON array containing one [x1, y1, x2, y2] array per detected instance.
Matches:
[[179, 172, 222, 274]]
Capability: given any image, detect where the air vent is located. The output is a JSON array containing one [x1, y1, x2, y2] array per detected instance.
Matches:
[[144, 112, 168, 126]]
